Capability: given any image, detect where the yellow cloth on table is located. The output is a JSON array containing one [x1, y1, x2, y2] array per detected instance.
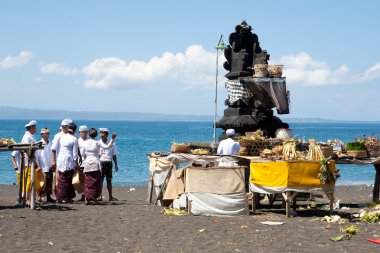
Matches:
[[250, 161, 335, 188], [17, 166, 46, 193]]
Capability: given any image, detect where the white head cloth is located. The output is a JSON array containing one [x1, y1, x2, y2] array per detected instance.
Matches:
[[61, 118, 73, 126], [226, 129, 235, 137], [79, 125, 88, 132], [25, 120, 37, 127], [99, 128, 109, 133]]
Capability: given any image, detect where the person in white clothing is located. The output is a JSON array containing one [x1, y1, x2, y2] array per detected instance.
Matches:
[[51, 118, 72, 170], [10, 120, 37, 204], [82, 128, 116, 204], [217, 129, 241, 155], [55, 123, 79, 203], [217, 129, 241, 167], [77, 125, 89, 201], [78, 125, 89, 161], [99, 128, 119, 201], [35, 128, 54, 202]]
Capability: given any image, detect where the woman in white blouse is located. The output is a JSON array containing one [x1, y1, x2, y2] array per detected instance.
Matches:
[[82, 128, 116, 204], [56, 123, 79, 203]]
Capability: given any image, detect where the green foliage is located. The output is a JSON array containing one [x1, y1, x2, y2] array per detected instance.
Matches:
[[318, 159, 339, 184], [345, 142, 366, 151]]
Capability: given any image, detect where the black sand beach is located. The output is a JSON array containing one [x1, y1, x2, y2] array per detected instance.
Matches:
[[0, 185, 379, 253]]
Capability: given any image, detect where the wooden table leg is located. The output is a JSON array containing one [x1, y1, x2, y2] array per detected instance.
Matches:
[[148, 174, 154, 204], [373, 164, 380, 202], [251, 192, 260, 211], [285, 192, 291, 217]]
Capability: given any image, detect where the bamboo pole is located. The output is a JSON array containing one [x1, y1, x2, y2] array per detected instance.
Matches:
[[30, 158, 35, 210], [23, 160, 29, 207], [18, 151, 25, 206]]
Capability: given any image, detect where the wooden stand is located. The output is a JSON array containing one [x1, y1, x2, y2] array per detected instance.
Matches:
[[251, 190, 334, 217], [0, 142, 43, 209], [335, 159, 380, 202]]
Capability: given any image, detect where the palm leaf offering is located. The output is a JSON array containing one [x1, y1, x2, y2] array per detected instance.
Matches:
[[318, 158, 340, 184], [306, 139, 324, 161], [0, 138, 16, 146], [282, 139, 297, 161]]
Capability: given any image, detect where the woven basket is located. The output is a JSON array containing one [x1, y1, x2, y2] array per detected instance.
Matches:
[[320, 146, 334, 158], [238, 139, 282, 156], [366, 147, 380, 157]]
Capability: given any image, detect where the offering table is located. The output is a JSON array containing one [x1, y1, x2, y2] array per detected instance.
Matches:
[[334, 157, 380, 202], [248, 158, 336, 217]]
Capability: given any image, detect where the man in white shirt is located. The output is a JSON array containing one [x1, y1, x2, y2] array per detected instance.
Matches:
[[99, 128, 119, 201], [78, 125, 88, 161], [217, 129, 241, 155], [10, 120, 37, 204], [51, 118, 72, 170], [217, 129, 241, 167], [36, 128, 54, 202]]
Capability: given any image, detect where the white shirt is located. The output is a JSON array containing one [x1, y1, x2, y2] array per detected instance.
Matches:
[[13, 131, 37, 166], [78, 137, 87, 161], [56, 133, 79, 172], [99, 139, 117, 162], [217, 138, 241, 156], [82, 139, 114, 172], [217, 138, 241, 167], [11, 151, 21, 173], [51, 131, 64, 156], [36, 139, 52, 173]]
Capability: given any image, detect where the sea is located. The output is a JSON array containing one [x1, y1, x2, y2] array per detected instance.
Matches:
[[0, 120, 378, 186]]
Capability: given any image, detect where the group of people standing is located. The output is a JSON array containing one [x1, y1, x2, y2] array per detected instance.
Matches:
[[10, 119, 119, 205]]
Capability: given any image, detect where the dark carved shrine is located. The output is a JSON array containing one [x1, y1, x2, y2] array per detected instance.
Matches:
[[216, 20, 290, 139]]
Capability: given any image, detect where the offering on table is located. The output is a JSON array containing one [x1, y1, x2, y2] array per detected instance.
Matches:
[[345, 141, 368, 158], [268, 64, 284, 78], [191, 148, 210, 155], [253, 64, 268, 77], [170, 142, 191, 153], [0, 138, 16, 146], [306, 139, 325, 161], [282, 139, 297, 161], [360, 137, 380, 157]]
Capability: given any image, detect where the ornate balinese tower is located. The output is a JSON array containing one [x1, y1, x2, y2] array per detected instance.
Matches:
[[217, 20, 290, 139]]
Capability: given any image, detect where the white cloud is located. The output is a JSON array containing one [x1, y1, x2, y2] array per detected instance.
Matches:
[[40, 63, 79, 75], [82, 45, 217, 89], [38, 48, 380, 89], [0, 51, 33, 69], [270, 52, 350, 86], [353, 62, 380, 82]]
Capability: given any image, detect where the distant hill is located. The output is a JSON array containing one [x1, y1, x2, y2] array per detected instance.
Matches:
[[0, 106, 376, 123], [0, 106, 213, 121]]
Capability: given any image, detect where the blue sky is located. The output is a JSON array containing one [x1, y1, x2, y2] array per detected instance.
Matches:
[[1, 0, 380, 121]]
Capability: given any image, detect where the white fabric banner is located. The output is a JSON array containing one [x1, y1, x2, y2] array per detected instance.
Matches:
[[187, 192, 248, 216]]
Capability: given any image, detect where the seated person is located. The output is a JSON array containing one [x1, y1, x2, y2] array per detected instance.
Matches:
[[217, 129, 241, 167], [217, 129, 241, 155]]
